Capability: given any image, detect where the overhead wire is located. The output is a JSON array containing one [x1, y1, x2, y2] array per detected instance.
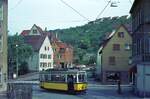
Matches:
[[60, 0, 90, 22], [129, 0, 132, 5], [9, 0, 23, 11], [96, 0, 111, 20]]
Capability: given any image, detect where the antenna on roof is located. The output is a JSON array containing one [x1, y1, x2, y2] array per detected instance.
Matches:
[[110, 0, 120, 7], [111, 2, 118, 7]]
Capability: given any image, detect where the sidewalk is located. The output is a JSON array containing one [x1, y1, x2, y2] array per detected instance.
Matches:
[[0, 92, 7, 99]]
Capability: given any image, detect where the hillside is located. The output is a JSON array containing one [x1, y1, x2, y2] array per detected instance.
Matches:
[[51, 15, 131, 65]]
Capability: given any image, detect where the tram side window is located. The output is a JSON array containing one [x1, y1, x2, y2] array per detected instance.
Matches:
[[47, 74, 51, 81], [73, 75, 77, 82], [40, 74, 45, 81], [45, 74, 48, 81], [51, 75, 65, 82], [78, 74, 85, 82]]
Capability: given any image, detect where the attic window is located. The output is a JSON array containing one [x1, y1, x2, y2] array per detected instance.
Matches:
[[33, 29, 37, 34], [45, 46, 46, 51], [118, 32, 124, 38]]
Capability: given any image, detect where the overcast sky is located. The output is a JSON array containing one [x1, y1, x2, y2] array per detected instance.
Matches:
[[8, 0, 134, 35]]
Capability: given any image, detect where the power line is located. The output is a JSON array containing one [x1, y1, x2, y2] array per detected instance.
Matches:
[[129, 0, 132, 4], [96, 0, 111, 20], [60, 0, 90, 22], [9, 0, 23, 11]]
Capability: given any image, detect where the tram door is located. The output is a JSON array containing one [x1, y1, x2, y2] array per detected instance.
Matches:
[[67, 75, 74, 91]]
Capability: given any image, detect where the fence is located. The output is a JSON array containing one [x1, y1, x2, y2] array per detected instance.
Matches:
[[7, 82, 32, 99]]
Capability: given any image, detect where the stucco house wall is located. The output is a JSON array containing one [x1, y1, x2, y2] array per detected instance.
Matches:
[[97, 25, 132, 84], [39, 36, 53, 71]]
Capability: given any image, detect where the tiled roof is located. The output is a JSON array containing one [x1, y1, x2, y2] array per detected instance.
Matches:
[[20, 24, 72, 52], [23, 35, 46, 52], [35, 24, 43, 34], [124, 24, 132, 34], [20, 30, 30, 36], [20, 24, 44, 36], [56, 41, 67, 48]]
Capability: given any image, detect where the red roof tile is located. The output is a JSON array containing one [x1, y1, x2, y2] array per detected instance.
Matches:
[[20, 30, 30, 36], [34, 24, 43, 34]]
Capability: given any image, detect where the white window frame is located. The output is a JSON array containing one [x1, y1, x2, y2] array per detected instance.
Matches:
[[0, 35, 3, 53]]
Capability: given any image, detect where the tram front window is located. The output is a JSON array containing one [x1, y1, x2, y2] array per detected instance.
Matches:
[[78, 74, 85, 82], [67, 75, 77, 83]]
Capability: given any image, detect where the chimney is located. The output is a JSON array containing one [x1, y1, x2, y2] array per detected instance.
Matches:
[[45, 27, 47, 31], [55, 32, 58, 38]]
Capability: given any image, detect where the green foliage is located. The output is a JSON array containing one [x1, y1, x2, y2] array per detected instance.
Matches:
[[19, 61, 29, 75], [51, 16, 131, 64], [8, 34, 33, 75]]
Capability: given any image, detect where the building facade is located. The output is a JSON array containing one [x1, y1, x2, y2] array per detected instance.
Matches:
[[96, 25, 132, 84], [52, 40, 73, 69], [130, 0, 150, 96], [0, 0, 7, 92], [21, 24, 73, 69], [24, 35, 53, 71], [39, 36, 53, 71]]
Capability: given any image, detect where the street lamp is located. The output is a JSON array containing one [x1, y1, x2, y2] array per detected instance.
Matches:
[[15, 44, 18, 78]]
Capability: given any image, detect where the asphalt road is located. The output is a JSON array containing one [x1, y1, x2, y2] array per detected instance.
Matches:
[[32, 85, 142, 99]]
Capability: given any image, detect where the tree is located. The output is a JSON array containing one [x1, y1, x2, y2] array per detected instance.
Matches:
[[52, 16, 131, 64], [8, 34, 33, 76], [19, 61, 29, 75]]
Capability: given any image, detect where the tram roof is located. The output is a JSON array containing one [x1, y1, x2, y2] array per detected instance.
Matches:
[[40, 69, 86, 74]]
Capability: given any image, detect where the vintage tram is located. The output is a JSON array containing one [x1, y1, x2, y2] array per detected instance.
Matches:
[[39, 69, 87, 93]]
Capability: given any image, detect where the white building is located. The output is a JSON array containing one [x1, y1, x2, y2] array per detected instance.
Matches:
[[22, 24, 54, 71], [39, 36, 53, 71]]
